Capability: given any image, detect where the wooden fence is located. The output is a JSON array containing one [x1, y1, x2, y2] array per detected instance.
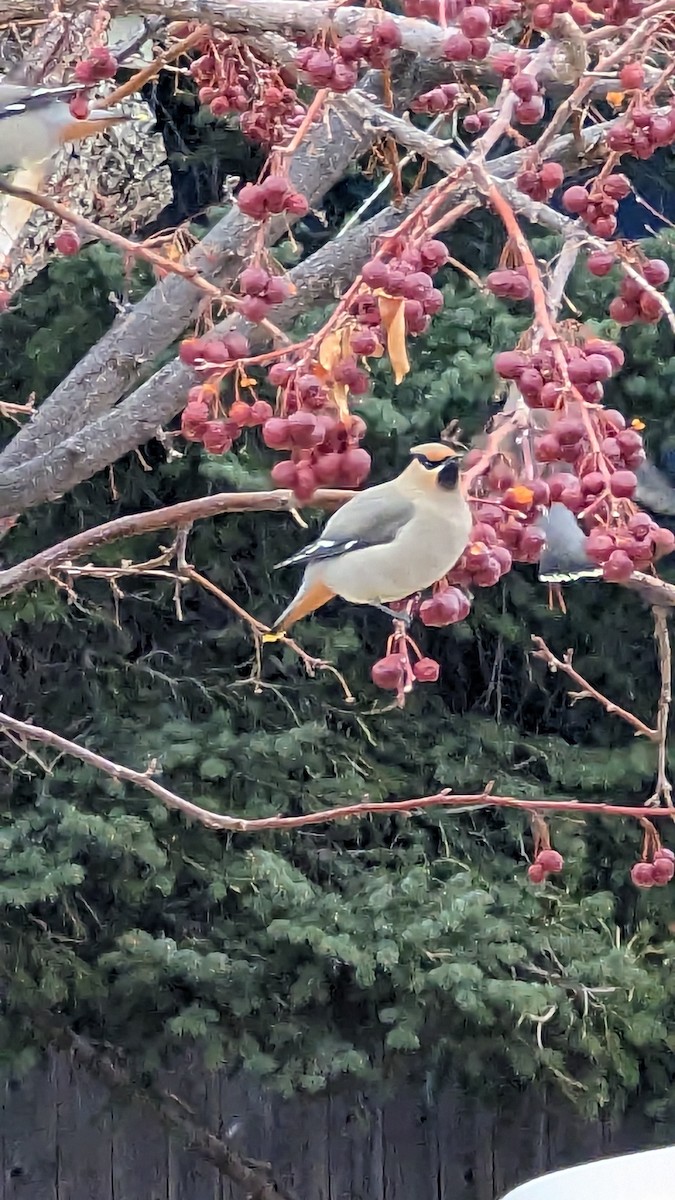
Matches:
[[0, 1055, 668, 1200]]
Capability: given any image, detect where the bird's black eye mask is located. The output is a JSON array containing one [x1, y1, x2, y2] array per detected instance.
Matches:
[[411, 453, 460, 489]]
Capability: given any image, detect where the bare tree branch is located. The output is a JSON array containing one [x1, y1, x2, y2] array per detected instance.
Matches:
[[34, 1020, 298, 1200], [2, 707, 675, 831], [0, 486, 355, 597]]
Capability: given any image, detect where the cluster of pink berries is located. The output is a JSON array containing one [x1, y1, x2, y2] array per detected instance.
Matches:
[[236, 266, 294, 323], [178, 330, 280, 455], [528, 848, 564, 884], [607, 103, 675, 160], [493, 336, 625, 409], [73, 45, 118, 85], [486, 266, 532, 302], [631, 848, 675, 889], [411, 83, 463, 116], [237, 175, 309, 221], [404, 0, 520, 26], [563, 174, 631, 239], [516, 161, 564, 203], [188, 27, 307, 144], [371, 652, 440, 690], [608, 259, 670, 326]]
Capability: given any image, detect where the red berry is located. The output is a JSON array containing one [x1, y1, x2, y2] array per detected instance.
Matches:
[[237, 184, 267, 220], [603, 549, 634, 582], [630, 861, 655, 888], [639, 291, 664, 321], [351, 328, 380, 356], [223, 331, 250, 359], [292, 465, 318, 502], [419, 590, 461, 626], [532, 2, 554, 26], [250, 400, 274, 424], [536, 849, 564, 873], [54, 229, 81, 255], [264, 277, 292, 306], [609, 296, 638, 324], [371, 654, 406, 690], [493, 350, 529, 378], [271, 460, 298, 489], [654, 847, 675, 862], [587, 250, 615, 277], [652, 526, 675, 558], [262, 417, 292, 449], [420, 239, 450, 270], [652, 857, 674, 885], [562, 186, 589, 214], [362, 260, 390, 289], [178, 337, 205, 366], [202, 421, 233, 455], [511, 73, 538, 101], [540, 161, 564, 190], [642, 258, 670, 286], [374, 19, 402, 49], [528, 863, 547, 884], [287, 411, 321, 448], [340, 446, 372, 485], [515, 96, 545, 124], [413, 657, 441, 683], [239, 266, 270, 295], [459, 5, 491, 36], [196, 341, 228, 368], [587, 532, 616, 564], [619, 62, 645, 89], [609, 469, 638, 498], [268, 362, 294, 387], [442, 32, 473, 60], [602, 174, 631, 201], [285, 192, 310, 217], [239, 295, 270, 322], [229, 399, 253, 427]]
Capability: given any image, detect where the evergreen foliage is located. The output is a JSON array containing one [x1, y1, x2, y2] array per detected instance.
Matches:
[[1, 211, 674, 1118]]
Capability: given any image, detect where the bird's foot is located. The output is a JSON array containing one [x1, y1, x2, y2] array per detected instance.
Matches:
[[374, 604, 413, 629], [262, 630, 288, 644]]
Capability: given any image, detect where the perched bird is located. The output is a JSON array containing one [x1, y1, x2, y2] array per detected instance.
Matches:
[[477, 386, 675, 584], [0, 82, 129, 174], [536, 502, 602, 584], [266, 442, 472, 638]]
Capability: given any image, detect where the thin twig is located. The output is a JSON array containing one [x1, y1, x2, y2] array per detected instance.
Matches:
[[0, 179, 289, 344], [531, 635, 658, 740], [646, 607, 674, 807]]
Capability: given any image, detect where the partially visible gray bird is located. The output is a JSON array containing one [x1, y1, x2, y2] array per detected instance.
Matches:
[[0, 82, 129, 173]]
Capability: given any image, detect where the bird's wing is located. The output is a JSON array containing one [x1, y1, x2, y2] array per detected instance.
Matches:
[[275, 485, 415, 569], [537, 503, 602, 583], [0, 84, 81, 121], [635, 460, 675, 517]]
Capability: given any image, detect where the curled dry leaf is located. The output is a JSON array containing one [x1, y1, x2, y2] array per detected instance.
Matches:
[[378, 295, 410, 385]]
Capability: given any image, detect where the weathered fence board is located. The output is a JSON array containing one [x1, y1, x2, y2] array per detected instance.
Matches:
[[0, 1054, 668, 1200]]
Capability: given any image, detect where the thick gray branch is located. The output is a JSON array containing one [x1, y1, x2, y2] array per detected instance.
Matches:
[[0, 189, 436, 518], [0, 39, 451, 476], [0, 86, 639, 518]]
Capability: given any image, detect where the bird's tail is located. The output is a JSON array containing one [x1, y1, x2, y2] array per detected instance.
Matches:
[[60, 110, 135, 143], [537, 503, 602, 584], [264, 579, 335, 641]]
